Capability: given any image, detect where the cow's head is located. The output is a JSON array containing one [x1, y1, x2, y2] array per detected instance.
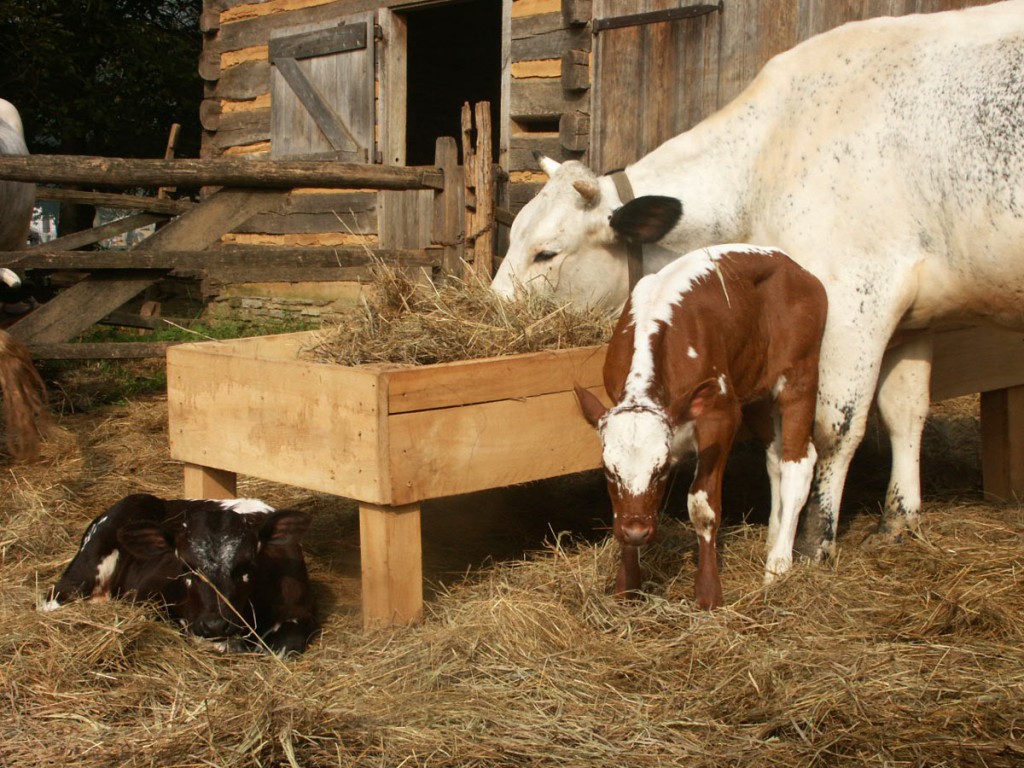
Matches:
[[491, 155, 682, 311], [117, 506, 311, 641]]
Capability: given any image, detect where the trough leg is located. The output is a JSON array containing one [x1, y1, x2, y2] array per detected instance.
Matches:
[[183, 463, 237, 500], [359, 502, 424, 629], [980, 386, 1024, 503]]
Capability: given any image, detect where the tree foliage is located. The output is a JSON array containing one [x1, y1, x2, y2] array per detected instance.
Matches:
[[0, 0, 202, 159]]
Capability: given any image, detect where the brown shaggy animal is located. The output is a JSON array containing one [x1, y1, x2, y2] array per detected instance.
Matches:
[[0, 329, 48, 459]]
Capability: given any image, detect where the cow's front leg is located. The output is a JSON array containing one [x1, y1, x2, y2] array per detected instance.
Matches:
[[796, 290, 896, 563], [688, 405, 739, 609], [874, 336, 932, 542]]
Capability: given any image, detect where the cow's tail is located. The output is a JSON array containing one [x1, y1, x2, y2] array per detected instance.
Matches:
[[0, 329, 48, 460]]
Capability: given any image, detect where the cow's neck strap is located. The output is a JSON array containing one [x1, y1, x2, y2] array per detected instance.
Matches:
[[610, 170, 644, 291]]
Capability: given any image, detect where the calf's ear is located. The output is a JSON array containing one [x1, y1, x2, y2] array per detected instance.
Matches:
[[575, 385, 608, 427], [118, 522, 173, 560], [609, 196, 682, 244], [261, 510, 312, 546], [670, 378, 721, 423]]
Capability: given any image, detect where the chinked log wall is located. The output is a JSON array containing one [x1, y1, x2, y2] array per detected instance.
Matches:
[[201, 0, 593, 220]]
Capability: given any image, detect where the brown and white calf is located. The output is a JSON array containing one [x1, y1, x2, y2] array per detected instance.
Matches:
[[576, 244, 827, 608], [42, 494, 317, 656]]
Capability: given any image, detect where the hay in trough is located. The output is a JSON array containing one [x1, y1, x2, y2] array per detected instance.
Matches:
[[3, 389, 1024, 766], [303, 262, 616, 366]]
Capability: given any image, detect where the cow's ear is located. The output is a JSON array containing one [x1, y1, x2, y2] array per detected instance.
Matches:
[[261, 510, 312, 546], [118, 522, 173, 560], [609, 196, 682, 244], [575, 385, 608, 427], [532, 151, 562, 178]]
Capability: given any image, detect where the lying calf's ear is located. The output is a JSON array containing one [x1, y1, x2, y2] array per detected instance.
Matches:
[[261, 510, 312, 546], [609, 196, 682, 244], [117, 522, 173, 559]]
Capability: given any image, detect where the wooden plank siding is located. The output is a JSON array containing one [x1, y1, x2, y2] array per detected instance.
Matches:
[[201, 0, 428, 284], [198, 0, 1000, 259]]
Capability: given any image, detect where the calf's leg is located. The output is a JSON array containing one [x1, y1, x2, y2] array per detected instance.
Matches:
[[765, 365, 819, 582], [688, 408, 738, 609], [616, 544, 643, 597]]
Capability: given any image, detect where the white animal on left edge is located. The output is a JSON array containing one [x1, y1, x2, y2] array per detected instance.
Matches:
[[0, 99, 47, 461], [0, 99, 34, 253]]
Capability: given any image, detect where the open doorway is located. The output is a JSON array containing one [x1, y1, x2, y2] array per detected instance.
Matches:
[[402, 0, 502, 166]]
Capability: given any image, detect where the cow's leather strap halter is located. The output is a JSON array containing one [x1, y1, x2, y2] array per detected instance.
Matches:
[[610, 170, 644, 292]]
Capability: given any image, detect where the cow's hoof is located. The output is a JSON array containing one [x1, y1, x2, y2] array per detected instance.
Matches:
[[763, 556, 792, 584]]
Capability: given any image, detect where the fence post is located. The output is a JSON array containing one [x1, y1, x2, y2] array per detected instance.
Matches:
[[432, 136, 463, 277], [461, 101, 494, 282]]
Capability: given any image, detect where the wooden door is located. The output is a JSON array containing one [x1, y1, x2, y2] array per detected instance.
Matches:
[[270, 12, 376, 161], [590, 1, 722, 174]]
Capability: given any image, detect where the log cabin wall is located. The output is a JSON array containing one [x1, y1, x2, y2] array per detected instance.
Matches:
[[197, 0, 998, 314]]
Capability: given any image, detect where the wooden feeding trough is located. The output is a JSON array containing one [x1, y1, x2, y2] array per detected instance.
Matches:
[[166, 331, 608, 628]]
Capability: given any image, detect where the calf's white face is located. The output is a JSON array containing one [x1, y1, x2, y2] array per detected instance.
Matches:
[[600, 407, 673, 497]]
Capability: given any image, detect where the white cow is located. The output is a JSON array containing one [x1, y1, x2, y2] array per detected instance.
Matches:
[[0, 99, 34, 255], [492, 3, 1024, 564]]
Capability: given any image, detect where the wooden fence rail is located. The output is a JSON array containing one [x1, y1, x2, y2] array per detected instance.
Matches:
[[0, 110, 500, 357], [0, 155, 444, 190]]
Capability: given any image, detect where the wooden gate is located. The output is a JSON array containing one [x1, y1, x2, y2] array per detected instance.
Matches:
[[591, 1, 721, 173]]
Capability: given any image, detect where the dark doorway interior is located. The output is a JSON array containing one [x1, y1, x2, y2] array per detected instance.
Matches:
[[403, 0, 501, 166]]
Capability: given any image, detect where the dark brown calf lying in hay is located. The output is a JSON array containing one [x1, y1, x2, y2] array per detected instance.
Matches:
[[43, 493, 318, 656]]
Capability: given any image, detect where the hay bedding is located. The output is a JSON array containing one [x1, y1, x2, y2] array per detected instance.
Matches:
[[3, 394, 1024, 764]]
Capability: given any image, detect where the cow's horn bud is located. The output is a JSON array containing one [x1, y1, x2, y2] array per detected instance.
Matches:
[[573, 179, 600, 205]]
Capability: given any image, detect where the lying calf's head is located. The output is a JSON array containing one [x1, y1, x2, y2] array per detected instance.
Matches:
[[116, 502, 311, 641]]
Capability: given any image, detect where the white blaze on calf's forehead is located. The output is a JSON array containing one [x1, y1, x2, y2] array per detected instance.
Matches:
[[92, 551, 120, 596], [600, 409, 672, 497], [219, 498, 275, 515]]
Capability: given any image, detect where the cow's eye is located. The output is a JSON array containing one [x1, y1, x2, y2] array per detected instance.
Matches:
[[534, 250, 558, 263], [232, 564, 253, 583]]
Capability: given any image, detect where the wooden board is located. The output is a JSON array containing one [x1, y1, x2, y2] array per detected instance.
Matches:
[[167, 331, 607, 506], [167, 337, 390, 503], [930, 326, 1024, 401], [384, 344, 605, 413], [387, 389, 604, 504]]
